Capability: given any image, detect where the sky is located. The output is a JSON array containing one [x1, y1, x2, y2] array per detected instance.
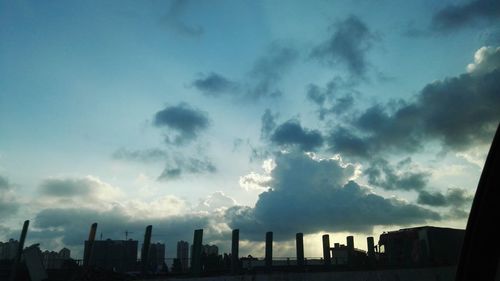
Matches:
[[1, 0, 500, 259]]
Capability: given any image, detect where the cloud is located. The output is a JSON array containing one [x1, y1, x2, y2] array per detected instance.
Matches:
[[162, 0, 204, 37], [28, 179, 239, 257], [446, 187, 475, 206], [192, 72, 240, 97], [327, 126, 371, 158], [467, 46, 500, 75], [153, 103, 210, 145], [418, 187, 474, 207], [432, 0, 500, 32], [38, 176, 123, 209], [306, 77, 357, 120], [197, 191, 237, 212], [192, 44, 299, 101], [364, 158, 429, 191], [479, 28, 500, 45], [226, 152, 440, 240], [0, 175, 9, 190], [328, 46, 500, 159], [247, 44, 299, 100], [260, 109, 278, 140], [270, 120, 324, 152], [158, 156, 216, 181], [307, 83, 329, 106], [239, 172, 272, 192], [112, 148, 168, 163], [112, 147, 216, 180], [0, 175, 19, 217], [417, 190, 446, 207], [40, 178, 96, 198], [311, 15, 377, 78]]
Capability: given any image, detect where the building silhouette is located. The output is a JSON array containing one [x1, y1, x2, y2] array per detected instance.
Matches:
[[331, 242, 366, 265], [176, 240, 189, 272], [42, 248, 71, 269], [83, 239, 138, 272], [201, 244, 218, 256], [148, 242, 165, 272], [0, 239, 19, 260], [378, 226, 465, 266]]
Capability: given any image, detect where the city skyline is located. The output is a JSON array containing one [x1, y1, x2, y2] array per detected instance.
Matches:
[[1, 0, 500, 260], [0, 223, 469, 279]]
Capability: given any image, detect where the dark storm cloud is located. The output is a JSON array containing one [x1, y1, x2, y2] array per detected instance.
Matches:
[[327, 126, 371, 158], [446, 188, 474, 206], [163, 0, 204, 37], [153, 103, 210, 145], [328, 46, 500, 158], [39, 178, 95, 198], [158, 156, 216, 181], [418, 188, 474, 207], [270, 120, 324, 152], [247, 44, 299, 99], [0, 175, 19, 217], [432, 0, 500, 32], [112, 148, 168, 163], [226, 152, 440, 240], [364, 158, 429, 191], [417, 191, 447, 206], [192, 72, 240, 97], [311, 15, 377, 78], [260, 109, 278, 140]]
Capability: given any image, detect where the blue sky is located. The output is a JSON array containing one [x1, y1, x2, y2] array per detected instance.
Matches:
[[1, 0, 499, 259]]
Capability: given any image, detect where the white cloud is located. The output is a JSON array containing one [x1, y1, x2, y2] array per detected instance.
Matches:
[[239, 172, 272, 192], [467, 46, 500, 75], [196, 191, 237, 212]]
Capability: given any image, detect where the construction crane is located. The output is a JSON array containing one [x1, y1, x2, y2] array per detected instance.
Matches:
[[124, 230, 134, 240]]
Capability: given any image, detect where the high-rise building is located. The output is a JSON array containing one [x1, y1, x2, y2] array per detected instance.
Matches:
[[0, 239, 19, 260], [42, 250, 58, 269], [84, 239, 138, 272], [148, 242, 165, 272], [176, 240, 189, 272]]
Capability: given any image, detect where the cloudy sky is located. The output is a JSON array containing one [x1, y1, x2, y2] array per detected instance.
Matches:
[[1, 0, 499, 259]]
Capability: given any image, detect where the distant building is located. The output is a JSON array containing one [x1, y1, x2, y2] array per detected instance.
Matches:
[[202, 244, 218, 256], [148, 242, 165, 272], [42, 248, 71, 269], [331, 244, 366, 265], [59, 248, 70, 259], [0, 239, 19, 260], [378, 226, 465, 266], [84, 239, 138, 272], [177, 240, 189, 272]]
